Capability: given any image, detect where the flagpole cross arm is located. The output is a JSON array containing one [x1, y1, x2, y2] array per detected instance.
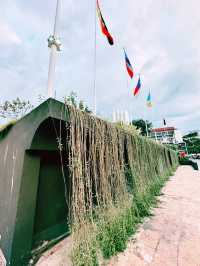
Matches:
[[47, 35, 62, 51]]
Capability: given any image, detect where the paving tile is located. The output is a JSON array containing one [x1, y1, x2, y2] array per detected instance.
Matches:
[[108, 167, 200, 266]]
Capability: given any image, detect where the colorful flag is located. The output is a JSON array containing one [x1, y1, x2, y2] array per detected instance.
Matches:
[[123, 49, 134, 79], [147, 91, 152, 107], [96, 0, 114, 45], [133, 76, 141, 96]]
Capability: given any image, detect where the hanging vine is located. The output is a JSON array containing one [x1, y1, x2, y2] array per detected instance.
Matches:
[[63, 104, 178, 265]]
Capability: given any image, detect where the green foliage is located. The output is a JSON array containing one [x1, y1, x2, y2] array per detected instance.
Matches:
[[183, 137, 200, 154], [183, 131, 200, 154], [97, 208, 135, 258], [96, 173, 170, 261], [131, 119, 153, 136], [71, 224, 99, 266], [0, 98, 33, 120], [166, 144, 178, 151], [64, 91, 78, 107], [183, 132, 198, 139], [64, 91, 92, 113], [131, 174, 168, 221], [133, 195, 151, 218], [72, 240, 98, 266]]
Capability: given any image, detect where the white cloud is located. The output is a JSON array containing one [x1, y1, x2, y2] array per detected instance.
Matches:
[[0, 22, 21, 45], [0, 0, 200, 133]]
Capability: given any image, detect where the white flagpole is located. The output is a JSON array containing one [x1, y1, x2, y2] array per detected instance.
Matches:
[[47, 0, 62, 98], [93, 0, 97, 115]]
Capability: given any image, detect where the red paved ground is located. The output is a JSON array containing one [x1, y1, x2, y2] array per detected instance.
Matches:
[[37, 166, 200, 266], [36, 237, 72, 266], [108, 166, 200, 266]]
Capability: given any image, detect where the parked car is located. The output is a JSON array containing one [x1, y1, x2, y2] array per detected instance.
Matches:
[[192, 154, 200, 159]]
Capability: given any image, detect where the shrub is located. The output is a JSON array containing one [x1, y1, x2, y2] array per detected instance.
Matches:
[[97, 205, 136, 258]]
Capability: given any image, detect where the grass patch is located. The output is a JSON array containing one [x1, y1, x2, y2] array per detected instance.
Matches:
[[97, 204, 136, 259], [71, 223, 99, 266], [71, 171, 173, 266], [97, 173, 172, 260]]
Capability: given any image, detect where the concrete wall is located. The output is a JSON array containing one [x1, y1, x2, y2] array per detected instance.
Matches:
[[0, 99, 69, 265]]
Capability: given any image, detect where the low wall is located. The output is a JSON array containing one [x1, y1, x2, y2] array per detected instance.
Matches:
[[65, 106, 178, 222]]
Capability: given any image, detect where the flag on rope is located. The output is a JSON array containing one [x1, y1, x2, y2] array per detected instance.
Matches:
[[147, 91, 152, 107], [133, 76, 141, 96], [123, 48, 134, 79], [96, 0, 114, 45]]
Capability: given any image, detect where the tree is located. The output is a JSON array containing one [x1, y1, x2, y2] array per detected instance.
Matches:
[[131, 119, 153, 136], [0, 98, 33, 120], [64, 91, 92, 114], [183, 137, 200, 154], [84, 106, 92, 114], [64, 91, 78, 107], [38, 94, 46, 104], [183, 132, 198, 139]]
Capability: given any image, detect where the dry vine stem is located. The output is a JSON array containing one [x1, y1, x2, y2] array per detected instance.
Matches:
[[64, 105, 177, 225], [62, 104, 178, 265]]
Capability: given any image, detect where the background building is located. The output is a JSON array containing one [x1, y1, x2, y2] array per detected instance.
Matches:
[[112, 110, 130, 124], [150, 126, 183, 144]]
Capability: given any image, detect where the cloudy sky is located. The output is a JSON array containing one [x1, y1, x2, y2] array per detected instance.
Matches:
[[0, 0, 200, 132]]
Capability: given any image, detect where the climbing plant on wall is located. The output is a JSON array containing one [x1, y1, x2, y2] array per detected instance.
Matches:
[[61, 104, 178, 266]]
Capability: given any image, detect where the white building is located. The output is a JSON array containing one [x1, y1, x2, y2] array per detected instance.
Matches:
[[150, 126, 183, 144]]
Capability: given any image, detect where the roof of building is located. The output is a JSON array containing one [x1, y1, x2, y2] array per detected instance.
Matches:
[[151, 127, 176, 133]]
